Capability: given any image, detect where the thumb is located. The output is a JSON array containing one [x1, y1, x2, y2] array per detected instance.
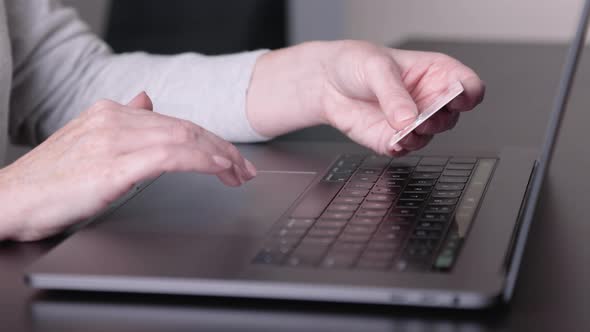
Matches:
[[126, 91, 154, 111], [365, 57, 418, 130]]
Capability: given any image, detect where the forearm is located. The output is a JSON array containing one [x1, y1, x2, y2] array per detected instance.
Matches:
[[9, 0, 269, 145], [246, 42, 331, 137]]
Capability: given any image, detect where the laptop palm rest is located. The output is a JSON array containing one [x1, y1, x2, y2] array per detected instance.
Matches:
[[92, 171, 317, 237]]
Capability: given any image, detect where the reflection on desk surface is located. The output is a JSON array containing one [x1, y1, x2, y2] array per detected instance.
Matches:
[[31, 293, 508, 332]]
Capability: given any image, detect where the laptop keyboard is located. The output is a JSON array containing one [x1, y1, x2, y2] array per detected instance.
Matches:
[[253, 154, 496, 272]]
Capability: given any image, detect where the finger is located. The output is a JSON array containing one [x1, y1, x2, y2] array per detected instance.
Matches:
[[364, 55, 418, 130], [217, 170, 243, 187], [101, 109, 255, 180], [415, 109, 460, 135], [126, 91, 154, 111], [447, 76, 485, 112], [398, 132, 433, 151], [389, 49, 485, 112], [199, 131, 256, 181], [114, 145, 240, 188]]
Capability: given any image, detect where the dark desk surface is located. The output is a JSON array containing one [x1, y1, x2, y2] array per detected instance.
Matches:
[[1, 40, 588, 331]]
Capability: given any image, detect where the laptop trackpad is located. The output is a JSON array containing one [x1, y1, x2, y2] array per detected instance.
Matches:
[[94, 171, 317, 237]]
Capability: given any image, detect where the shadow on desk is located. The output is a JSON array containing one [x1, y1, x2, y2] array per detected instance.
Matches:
[[30, 291, 511, 332]]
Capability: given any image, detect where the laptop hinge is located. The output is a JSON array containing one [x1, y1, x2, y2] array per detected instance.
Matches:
[[502, 160, 538, 272]]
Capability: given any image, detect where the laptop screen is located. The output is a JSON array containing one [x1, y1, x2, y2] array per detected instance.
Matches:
[[503, 0, 590, 301]]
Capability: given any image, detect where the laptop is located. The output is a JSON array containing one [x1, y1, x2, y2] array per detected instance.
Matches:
[[25, 2, 590, 309]]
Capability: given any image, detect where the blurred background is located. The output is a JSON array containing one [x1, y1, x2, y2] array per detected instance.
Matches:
[[62, 0, 585, 53]]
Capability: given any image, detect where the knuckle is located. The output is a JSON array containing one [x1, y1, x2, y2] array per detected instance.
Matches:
[[365, 54, 393, 73], [87, 99, 117, 114], [171, 120, 198, 143], [226, 144, 241, 159], [85, 101, 119, 128]]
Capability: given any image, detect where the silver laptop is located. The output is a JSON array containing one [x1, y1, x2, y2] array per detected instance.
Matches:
[[26, 2, 590, 309]]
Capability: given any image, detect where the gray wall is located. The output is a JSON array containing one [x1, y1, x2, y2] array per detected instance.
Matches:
[[289, 0, 587, 45]]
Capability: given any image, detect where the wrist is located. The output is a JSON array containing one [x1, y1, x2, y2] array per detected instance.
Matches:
[[0, 166, 29, 241], [246, 41, 332, 137]]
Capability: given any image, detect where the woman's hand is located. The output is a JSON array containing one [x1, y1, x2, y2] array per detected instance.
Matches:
[[0, 92, 257, 241], [247, 40, 485, 156]]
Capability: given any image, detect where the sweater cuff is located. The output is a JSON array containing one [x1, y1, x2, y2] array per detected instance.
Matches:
[[152, 49, 272, 143]]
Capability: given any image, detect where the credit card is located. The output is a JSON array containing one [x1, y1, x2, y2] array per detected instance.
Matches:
[[389, 81, 464, 149]]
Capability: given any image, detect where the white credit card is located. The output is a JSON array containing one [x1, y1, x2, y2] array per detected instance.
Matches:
[[389, 81, 464, 148]]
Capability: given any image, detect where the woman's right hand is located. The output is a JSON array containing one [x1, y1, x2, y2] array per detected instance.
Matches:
[[0, 92, 257, 241]]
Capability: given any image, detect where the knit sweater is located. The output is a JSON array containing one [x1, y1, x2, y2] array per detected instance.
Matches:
[[0, 0, 269, 165]]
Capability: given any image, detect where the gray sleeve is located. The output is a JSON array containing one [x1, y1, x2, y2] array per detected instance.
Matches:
[[7, 0, 271, 146]]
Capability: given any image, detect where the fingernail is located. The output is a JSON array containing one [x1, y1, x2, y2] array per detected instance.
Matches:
[[390, 143, 403, 152], [212, 155, 232, 169], [244, 159, 257, 177]]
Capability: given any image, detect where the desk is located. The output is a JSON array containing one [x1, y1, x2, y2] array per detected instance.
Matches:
[[1, 41, 588, 331]]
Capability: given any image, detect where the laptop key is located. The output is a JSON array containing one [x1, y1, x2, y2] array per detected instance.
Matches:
[[425, 205, 453, 213], [443, 170, 471, 177], [341, 189, 370, 197], [349, 217, 382, 226], [419, 157, 448, 166], [357, 168, 382, 175], [315, 220, 347, 229], [445, 163, 475, 170], [376, 179, 405, 187], [300, 237, 335, 246], [389, 208, 418, 217], [415, 166, 444, 173], [399, 192, 428, 201], [332, 242, 366, 252], [431, 190, 462, 198], [367, 241, 401, 251], [429, 198, 459, 205], [420, 213, 450, 222], [308, 227, 341, 237], [371, 187, 401, 195], [274, 228, 307, 237], [283, 218, 315, 229], [403, 185, 432, 193], [333, 196, 364, 204], [346, 182, 374, 189], [321, 211, 354, 220], [383, 215, 415, 224], [343, 225, 376, 235], [417, 221, 445, 230], [396, 200, 423, 208], [439, 176, 469, 183], [366, 194, 396, 202], [413, 229, 442, 239], [408, 179, 436, 186], [356, 209, 388, 218], [327, 204, 359, 212], [387, 166, 413, 173], [412, 172, 440, 180], [339, 234, 372, 243], [435, 183, 465, 191], [450, 157, 477, 164], [360, 201, 391, 210], [352, 175, 379, 182]]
